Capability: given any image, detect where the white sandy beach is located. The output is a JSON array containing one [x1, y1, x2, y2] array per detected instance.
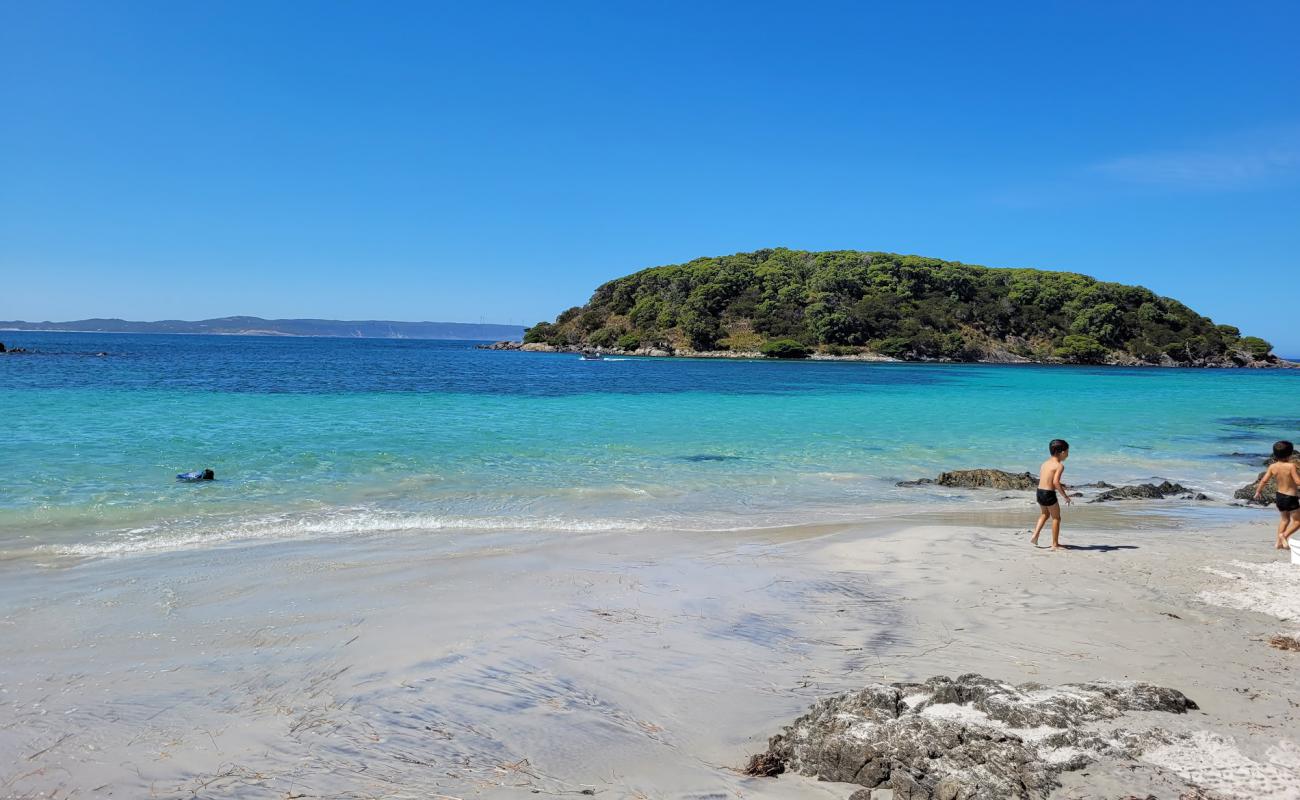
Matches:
[[2, 504, 1298, 799]]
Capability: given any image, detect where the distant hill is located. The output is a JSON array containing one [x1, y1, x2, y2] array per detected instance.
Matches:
[[523, 248, 1280, 366], [0, 316, 524, 341]]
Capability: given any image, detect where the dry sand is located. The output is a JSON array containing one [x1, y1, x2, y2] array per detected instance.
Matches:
[[1, 504, 1297, 799]]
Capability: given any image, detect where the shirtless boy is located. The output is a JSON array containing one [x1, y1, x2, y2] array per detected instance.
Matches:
[[1031, 439, 1072, 550], [1255, 440, 1300, 550]]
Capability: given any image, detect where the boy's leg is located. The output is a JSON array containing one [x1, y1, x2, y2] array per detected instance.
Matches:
[[1049, 504, 1062, 550], [1031, 507, 1050, 545], [1278, 511, 1289, 549], [1284, 511, 1300, 548]]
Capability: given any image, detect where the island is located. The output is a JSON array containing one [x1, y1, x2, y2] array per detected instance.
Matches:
[[505, 248, 1282, 366]]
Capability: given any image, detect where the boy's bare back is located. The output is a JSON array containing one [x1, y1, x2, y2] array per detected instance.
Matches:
[[1266, 460, 1300, 496], [1038, 458, 1064, 490]]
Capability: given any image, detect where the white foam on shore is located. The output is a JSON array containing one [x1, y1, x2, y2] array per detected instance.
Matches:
[[1199, 560, 1300, 620], [36, 502, 893, 558], [41, 512, 658, 557], [1143, 731, 1300, 800]]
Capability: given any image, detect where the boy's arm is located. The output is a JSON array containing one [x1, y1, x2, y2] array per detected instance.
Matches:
[[1255, 465, 1275, 498], [1053, 464, 1072, 505]]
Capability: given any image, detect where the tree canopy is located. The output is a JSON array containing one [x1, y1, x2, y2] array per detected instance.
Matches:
[[525, 248, 1271, 365]]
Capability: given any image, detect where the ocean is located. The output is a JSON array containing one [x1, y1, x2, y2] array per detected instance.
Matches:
[[1, 331, 1294, 559]]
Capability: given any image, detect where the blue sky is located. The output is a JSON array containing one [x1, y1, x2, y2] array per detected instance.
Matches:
[[2, 1, 1298, 350]]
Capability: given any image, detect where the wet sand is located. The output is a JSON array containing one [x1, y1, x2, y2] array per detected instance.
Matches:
[[1, 504, 1298, 799]]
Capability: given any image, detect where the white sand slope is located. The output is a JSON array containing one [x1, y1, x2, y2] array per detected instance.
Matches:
[[0, 506, 1296, 799]]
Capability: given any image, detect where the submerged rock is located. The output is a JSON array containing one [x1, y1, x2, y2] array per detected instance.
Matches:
[[1090, 481, 1202, 503], [748, 674, 1199, 800], [1234, 455, 1300, 504], [896, 478, 936, 487]]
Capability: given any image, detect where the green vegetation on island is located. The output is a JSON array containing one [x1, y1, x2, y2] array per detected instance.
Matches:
[[524, 248, 1277, 365]]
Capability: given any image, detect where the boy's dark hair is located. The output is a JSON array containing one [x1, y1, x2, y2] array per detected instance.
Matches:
[[1049, 439, 1069, 456], [1273, 441, 1294, 461]]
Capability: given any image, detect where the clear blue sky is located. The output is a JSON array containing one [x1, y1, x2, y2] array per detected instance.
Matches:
[[2, 1, 1298, 350]]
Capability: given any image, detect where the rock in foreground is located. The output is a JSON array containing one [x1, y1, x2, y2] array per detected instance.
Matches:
[[747, 673, 1201, 799]]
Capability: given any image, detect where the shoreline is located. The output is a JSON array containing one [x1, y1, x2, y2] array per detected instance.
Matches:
[[2, 489, 1274, 566], [478, 340, 1300, 369], [2, 504, 1296, 798]]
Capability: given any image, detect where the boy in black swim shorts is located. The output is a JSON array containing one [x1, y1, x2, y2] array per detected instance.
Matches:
[[1254, 440, 1300, 550], [1031, 439, 1072, 550]]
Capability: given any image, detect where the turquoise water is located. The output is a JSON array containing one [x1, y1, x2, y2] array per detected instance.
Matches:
[[1, 332, 1295, 557]]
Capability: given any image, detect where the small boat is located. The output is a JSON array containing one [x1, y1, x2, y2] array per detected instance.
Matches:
[[579, 351, 604, 361]]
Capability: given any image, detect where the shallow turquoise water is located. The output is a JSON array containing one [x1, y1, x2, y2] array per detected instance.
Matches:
[[1, 332, 1295, 557]]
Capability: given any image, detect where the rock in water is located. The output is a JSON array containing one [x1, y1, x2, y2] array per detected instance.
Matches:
[[747, 674, 1199, 799], [1234, 455, 1300, 504], [934, 469, 1037, 490], [1089, 481, 1195, 502]]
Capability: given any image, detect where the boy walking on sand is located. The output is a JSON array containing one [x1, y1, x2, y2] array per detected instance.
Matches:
[[1255, 440, 1300, 550], [1031, 439, 1072, 550]]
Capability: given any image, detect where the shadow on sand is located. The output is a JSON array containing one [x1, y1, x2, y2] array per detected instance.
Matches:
[[1058, 543, 1140, 552]]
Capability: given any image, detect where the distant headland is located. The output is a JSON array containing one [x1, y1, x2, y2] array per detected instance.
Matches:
[[505, 248, 1287, 367], [0, 316, 525, 341]]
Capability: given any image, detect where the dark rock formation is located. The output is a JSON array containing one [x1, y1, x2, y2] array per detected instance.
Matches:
[[1090, 481, 1205, 503], [748, 674, 1199, 800], [898, 469, 1036, 491], [476, 340, 524, 351], [937, 469, 1037, 490], [0, 341, 5, 352], [1234, 455, 1300, 504]]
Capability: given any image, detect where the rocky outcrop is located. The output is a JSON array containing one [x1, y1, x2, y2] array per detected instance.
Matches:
[[1234, 455, 1300, 504], [474, 341, 570, 353], [747, 674, 1201, 799], [898, 473, 1218, 503], [1090, 481, 1208, 503], [899, 469, 1036, 491]]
